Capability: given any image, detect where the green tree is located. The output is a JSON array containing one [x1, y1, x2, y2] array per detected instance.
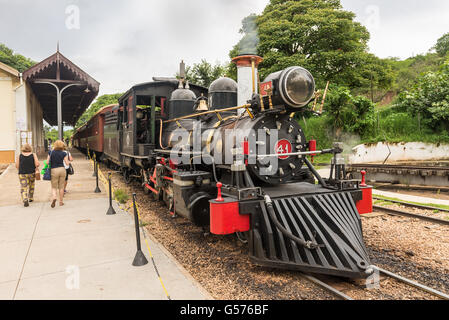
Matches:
[[75, 93, 122, 128], [386, 53, 443, 93], [324, 85, 375, 138], [182, 60, 227, 87], [0, 43, 36, 72], [44, 125, 58, 142], [394, 59, 449, 131], [434, 32, 449, 57], [229, 0, 394, 91], [44, 125, 74, 142]]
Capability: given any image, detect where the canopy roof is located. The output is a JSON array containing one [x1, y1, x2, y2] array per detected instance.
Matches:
[[22, 50, 100, 126]]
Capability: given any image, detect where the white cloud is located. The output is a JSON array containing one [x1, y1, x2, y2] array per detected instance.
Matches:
[[341, 0, 449, 59], [0, 0, 267, 95], [1, 0, 448, 98]]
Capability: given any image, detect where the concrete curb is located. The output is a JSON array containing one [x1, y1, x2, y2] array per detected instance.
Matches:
[[0, 164, 12, 180], [143, 230, 215, 300], [115, 202, 214, 300]]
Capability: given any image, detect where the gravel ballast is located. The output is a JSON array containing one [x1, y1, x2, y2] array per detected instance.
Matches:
[[103, 167, 449, 300]]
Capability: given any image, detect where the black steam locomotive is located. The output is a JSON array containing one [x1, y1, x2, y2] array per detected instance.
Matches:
[[79, 57, 373, 279]]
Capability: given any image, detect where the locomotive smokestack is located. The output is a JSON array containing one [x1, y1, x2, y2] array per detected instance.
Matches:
[[232, 55, 263, 113]]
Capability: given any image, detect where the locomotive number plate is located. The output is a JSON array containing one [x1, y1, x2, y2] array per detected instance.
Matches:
[[275, 139, 292, 160], [260, 81, 273, 97]]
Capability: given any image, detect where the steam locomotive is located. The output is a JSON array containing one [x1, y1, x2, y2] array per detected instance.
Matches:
[[73, 56, 373, 279]]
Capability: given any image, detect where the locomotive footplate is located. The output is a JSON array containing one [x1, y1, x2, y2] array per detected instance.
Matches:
[[248, 182, 372, 278]]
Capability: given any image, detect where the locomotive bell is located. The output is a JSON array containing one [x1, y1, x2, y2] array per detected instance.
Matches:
[[195, 94, 209, 112], [263, 66, 315, 109]]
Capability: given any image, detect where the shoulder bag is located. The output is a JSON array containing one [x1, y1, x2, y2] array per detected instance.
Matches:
[[43, 151, 52, 181]]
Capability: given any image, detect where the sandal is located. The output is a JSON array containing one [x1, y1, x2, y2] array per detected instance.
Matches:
[[59, 202, 64, 206], [51, 199, 56, 208]]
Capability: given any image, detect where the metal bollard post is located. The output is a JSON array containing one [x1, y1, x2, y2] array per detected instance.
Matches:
[[94, 162, 101, 193], [92, 156, 97, 177], [106, 173, 116, 215], [132, 193, 148, 266]]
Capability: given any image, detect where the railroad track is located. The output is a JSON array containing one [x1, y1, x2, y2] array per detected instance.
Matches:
[[347, 163, 449, 190], [373, 197, 449, 213], [304, 266, 449, 300], [372, 200, 449, 226], [349, 163, 449, 171]]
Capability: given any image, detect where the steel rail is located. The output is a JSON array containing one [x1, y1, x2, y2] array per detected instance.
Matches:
[[375, 266, 449, 300], [373, 196, 449, 213], [301, 274, 353, 300], [257, 149, 334, 159], [154, 149, 334, 159], [348, 163, 449, 171], [373, 205, 449, 226], [304, 267, 449, 301]]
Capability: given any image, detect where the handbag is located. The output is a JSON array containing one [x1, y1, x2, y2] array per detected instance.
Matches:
[[68, 163, 74, 175], [43, 151, 52, 181], [33, 154, 41, 181]]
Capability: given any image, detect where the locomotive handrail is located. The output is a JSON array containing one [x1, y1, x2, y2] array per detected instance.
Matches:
[[162, 104, 251, 124], [256, 149, 335, 159], [153, 149, 334, 159]]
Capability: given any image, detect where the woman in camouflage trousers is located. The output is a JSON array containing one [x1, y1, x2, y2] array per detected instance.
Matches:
[[15, 144, 40, 207]]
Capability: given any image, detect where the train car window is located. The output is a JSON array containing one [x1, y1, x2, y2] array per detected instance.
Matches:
[[128, 96, 133, 124], [123, 104, 128, 124], [117, 110, 122, 130]]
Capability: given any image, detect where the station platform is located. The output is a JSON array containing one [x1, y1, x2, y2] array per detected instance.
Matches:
[[0, 149, 210, 300]]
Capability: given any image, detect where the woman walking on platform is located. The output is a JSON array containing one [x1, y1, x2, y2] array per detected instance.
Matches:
[[47, 140, 69, 208], [15, 144, 40, 207]]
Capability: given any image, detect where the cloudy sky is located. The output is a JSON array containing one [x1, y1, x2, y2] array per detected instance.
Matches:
[[1, 0, 448, 96]]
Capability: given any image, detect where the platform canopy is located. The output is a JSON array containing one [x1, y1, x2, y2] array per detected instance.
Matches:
[[23, 50, 100, 127]]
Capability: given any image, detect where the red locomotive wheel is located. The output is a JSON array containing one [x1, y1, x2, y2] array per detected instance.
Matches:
[[275, 139, 292, 160]]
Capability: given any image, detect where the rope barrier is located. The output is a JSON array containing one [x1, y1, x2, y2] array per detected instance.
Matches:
[[87, 152, 171, 300]]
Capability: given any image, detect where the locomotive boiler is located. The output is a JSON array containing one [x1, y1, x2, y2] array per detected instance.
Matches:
[[76, 55, 374, 279]]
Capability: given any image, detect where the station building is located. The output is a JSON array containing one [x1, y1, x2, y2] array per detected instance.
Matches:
[[0, 61, 44, 163]]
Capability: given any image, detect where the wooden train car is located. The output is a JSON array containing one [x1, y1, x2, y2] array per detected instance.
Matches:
[[72, 104, 118, 158]]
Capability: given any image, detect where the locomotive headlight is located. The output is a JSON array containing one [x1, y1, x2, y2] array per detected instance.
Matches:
[[263, 66, 315, 109]]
